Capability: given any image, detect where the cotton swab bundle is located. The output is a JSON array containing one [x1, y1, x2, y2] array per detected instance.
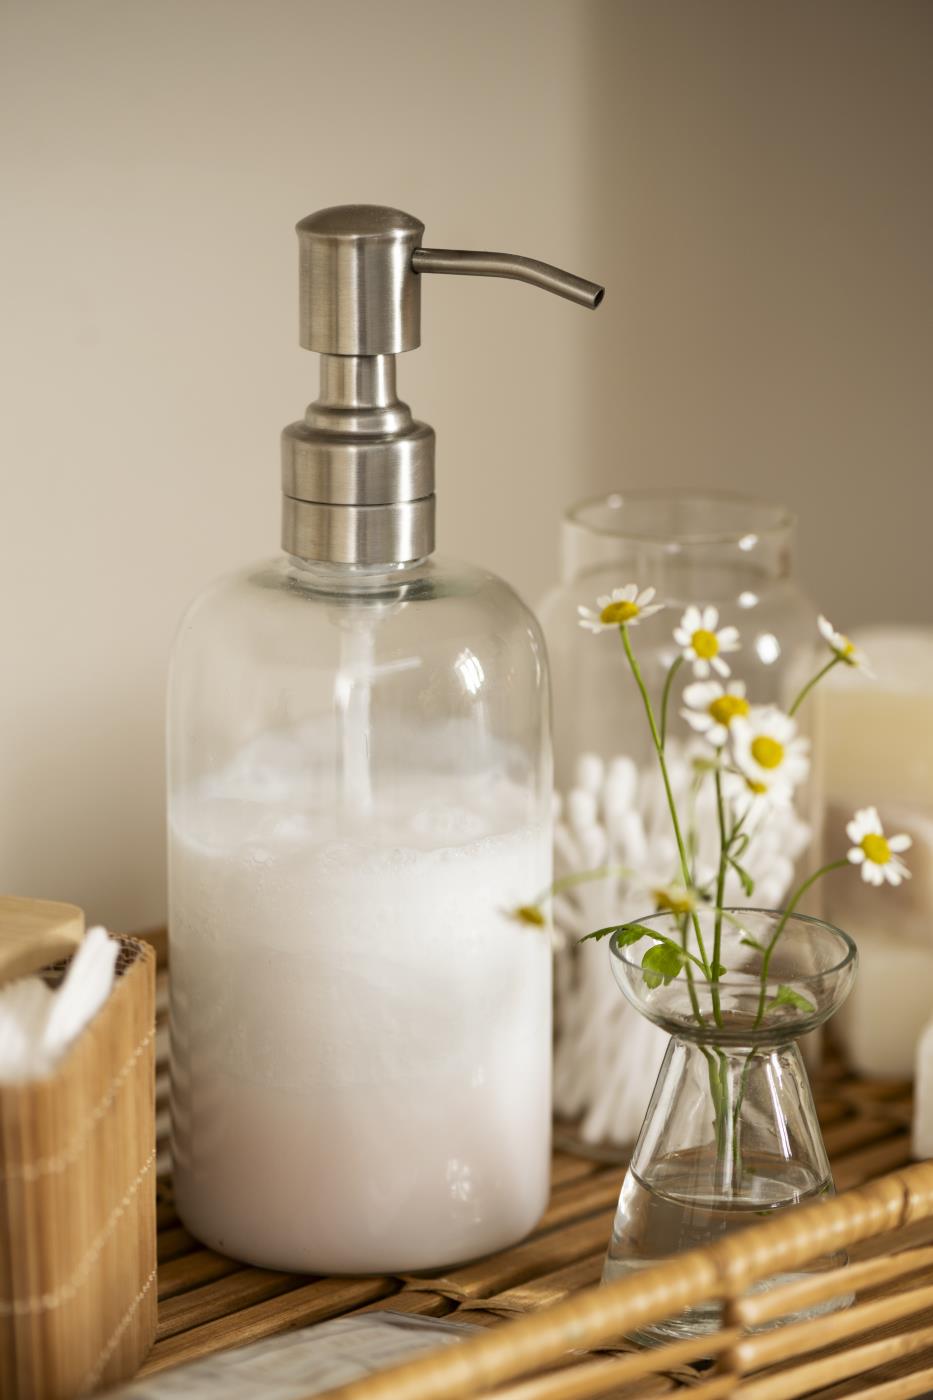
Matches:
[[552, 749, 810, 1148]]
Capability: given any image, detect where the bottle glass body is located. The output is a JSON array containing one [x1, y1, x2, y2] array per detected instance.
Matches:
[[167, 553, 552, 1273]]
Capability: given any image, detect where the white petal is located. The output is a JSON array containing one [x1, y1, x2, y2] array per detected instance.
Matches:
[[684, 681, 719, 708], [701, 605, 719, 631], [673, 628, 691, 647], [639, 602, 665, 619], [638, 586, 657, 606], [848, 846, 866, 864], [682, 709, 710, 732], [619, 584, 639, 602], [693, 658, 711, 679], [596, 594, 612, 609], [718, 627, 740, 650], [711, 655, 731, 678], [818, 615, 835, 643], [888, 834, 912, 853], [681, 606, 701, 632]]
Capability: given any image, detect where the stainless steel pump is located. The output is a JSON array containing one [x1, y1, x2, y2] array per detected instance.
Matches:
[[282, 205, 604, 567]]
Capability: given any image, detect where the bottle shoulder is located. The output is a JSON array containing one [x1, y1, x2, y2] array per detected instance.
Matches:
[[183, 553, 533, 613], [171, 554, 546, 662]]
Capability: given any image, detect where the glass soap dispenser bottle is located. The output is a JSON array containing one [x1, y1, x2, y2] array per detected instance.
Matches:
[[167, 206, 603, 1274]]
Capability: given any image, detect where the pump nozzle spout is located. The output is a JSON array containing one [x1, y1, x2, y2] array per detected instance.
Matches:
[[412, 247, 604, 310]]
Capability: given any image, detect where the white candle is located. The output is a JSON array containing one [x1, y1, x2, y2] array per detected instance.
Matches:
[[820, 627, 933, 811], [819, 627, 933, 1080], [914, 1015, 933, 1159], [834, 923, 933, 1080]]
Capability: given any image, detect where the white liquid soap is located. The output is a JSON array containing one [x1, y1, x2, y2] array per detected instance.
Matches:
[[169, 733, 551, 1274]]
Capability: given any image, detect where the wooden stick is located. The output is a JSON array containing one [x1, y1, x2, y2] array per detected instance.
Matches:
[[731, 1280, 933, 1373], [736, 1323, 933, 1400], [833, 1365, 933, 1400], [484, 1329, 741, 1400], [734, 1245, 933, 1326]]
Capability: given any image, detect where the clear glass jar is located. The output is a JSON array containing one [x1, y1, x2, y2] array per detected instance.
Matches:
[[602, 909, 857, 1342], [167, 553, 552, 1274], [538, 493, 823, 1154], [539, 492, 819, 786]]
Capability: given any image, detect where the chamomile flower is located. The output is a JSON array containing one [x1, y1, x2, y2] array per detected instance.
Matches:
[[651, 883, 700, 916], [723, 768, 794, 820], [511, 904, 547, 927], [673, 605, 740, 678], [682, 679, 750, 748], [731, 708, 810, 801], [577, 584, 664, 634], [818, 616, 874, 676], [846, 807, 912, 887]]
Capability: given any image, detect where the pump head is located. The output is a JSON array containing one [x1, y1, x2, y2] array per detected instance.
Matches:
[[282, 205, 604, 567]]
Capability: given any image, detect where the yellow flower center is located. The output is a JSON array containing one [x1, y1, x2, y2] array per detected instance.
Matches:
[[514, 905, 546, 927], [654, 888, 694, 916], [708, 694, 750, 727], [746, 778, 768, 795], [691, 628, 719, 659], [860, 833, 891, 866], [751, 735, 784, 770], [600, 600, 640, 625]]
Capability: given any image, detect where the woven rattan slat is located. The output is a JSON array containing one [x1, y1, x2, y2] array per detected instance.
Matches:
[[131, 931, 933, 1399]]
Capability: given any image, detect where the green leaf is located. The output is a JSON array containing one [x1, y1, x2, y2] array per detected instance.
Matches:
[[731, 832, 750, 859], [641, 942, 685, 989], [616, 923, 657, 946], [766, 984, 816, 1015], [709, 961, 727, 980], [740, 934, 767, 953], [579, 926, 618, 944], [727, 856, 755, 898], [579, 922, 654, 947]]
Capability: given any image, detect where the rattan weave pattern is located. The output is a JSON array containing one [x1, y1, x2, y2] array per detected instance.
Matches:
[[138, 932, 931, 1399]]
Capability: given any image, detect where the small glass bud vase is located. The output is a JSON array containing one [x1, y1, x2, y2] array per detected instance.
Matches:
[[603, 909, 857, 1343]]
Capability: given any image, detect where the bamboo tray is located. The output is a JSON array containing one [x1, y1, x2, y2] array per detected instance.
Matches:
[[138, 929, 930, 1399]]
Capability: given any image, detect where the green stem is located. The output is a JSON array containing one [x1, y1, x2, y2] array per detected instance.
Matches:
[[659, 655, 684, 748], [752, 859, 849, 1026], [620, 626, 712, 977], [711, 767, 728, 1027], [677, 915, 707, 1028], [789, 655, 841, 717], [731, 1048, 758, 1189]]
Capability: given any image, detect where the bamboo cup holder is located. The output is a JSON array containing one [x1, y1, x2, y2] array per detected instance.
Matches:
[[0, 936, 156, 1399]]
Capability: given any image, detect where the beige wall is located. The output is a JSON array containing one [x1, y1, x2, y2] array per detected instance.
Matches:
[[1, 0, 930, 930]]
